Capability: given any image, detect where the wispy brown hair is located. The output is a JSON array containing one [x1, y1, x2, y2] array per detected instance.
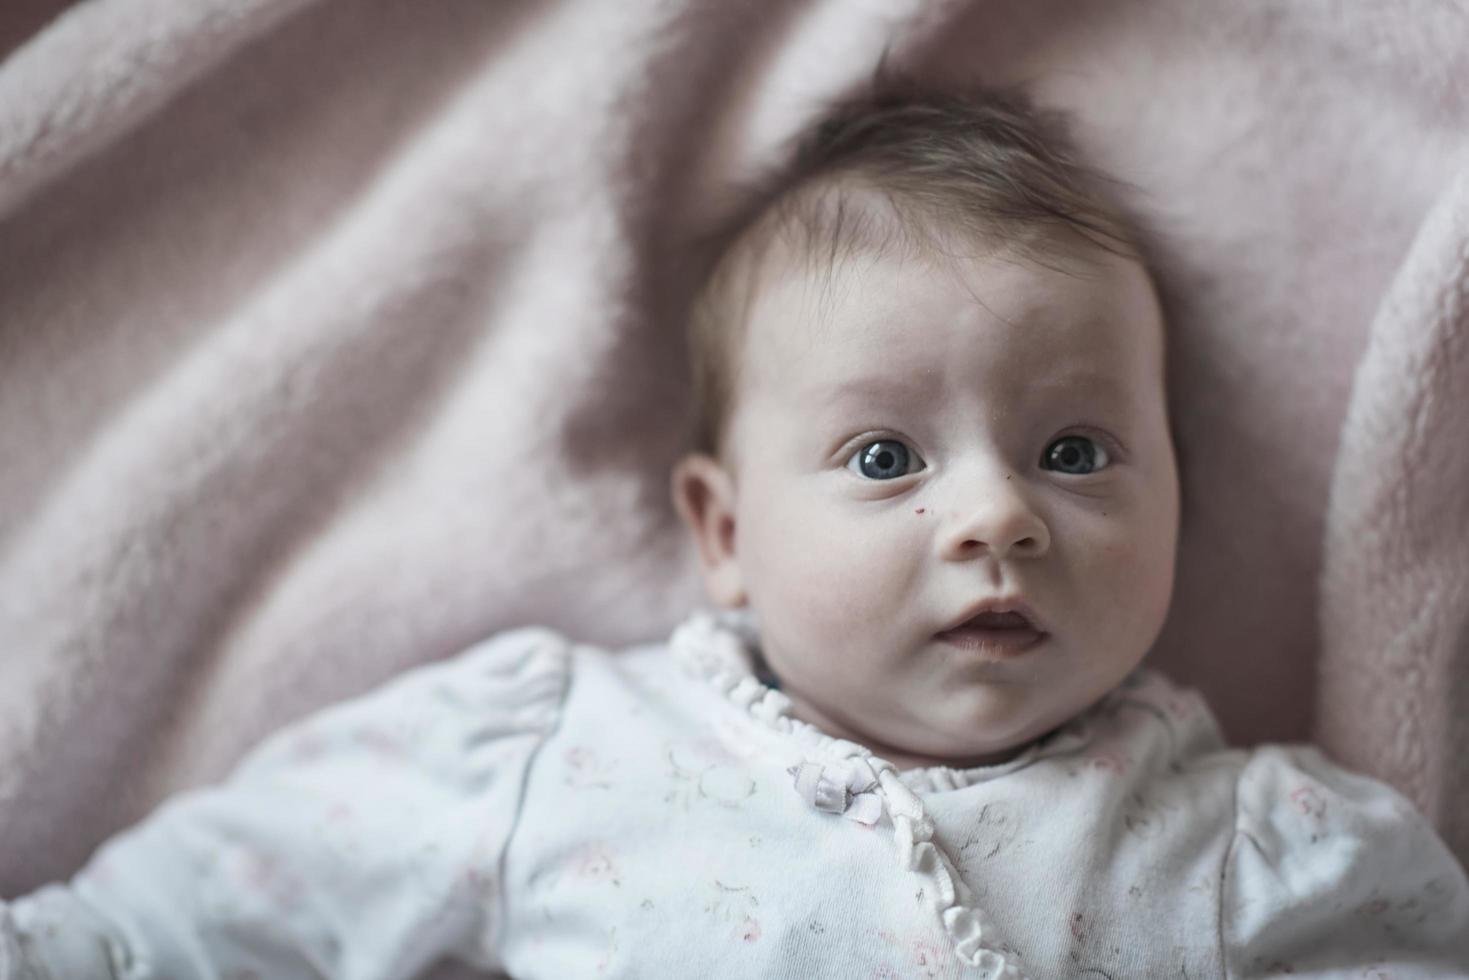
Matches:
[[686, 83, 1146, 462]]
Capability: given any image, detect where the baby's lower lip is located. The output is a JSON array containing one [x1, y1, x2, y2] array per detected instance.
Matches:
[[935, 626, 1047, 656]]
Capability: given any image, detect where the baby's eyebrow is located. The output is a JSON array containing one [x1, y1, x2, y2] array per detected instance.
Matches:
[[1024, 373, 1133, 402], [817, 371, 1128, 402], [813, 376, 930, 406]]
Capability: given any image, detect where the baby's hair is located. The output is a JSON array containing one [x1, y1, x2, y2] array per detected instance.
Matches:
[[686, 81, 1149, 463]]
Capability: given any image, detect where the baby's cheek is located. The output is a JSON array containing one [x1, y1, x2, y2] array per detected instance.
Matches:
[[1085, 517, 1176, 631], [779, 519, 872, 602], [753, 512, 882, 636]]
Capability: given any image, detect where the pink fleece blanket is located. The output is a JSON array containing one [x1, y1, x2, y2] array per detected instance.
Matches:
[[2, 0, 1467, 892]]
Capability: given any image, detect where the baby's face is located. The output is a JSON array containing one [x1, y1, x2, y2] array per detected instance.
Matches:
[[677, 237, 1179, 768]]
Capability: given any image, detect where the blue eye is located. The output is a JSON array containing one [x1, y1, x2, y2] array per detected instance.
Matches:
[[847, 439, 921, 480], [1041, 435, 1109, 474]]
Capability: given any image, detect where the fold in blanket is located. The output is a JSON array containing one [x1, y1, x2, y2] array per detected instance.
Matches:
[[1318, 169, 1469, 859], [1, 0, 1466, 892]]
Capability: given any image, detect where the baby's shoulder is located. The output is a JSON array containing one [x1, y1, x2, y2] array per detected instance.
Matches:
[[1088, 681, 1469, 967], [231, 624, 580, 781], [368, 622, 577, 714], [1219, 744, 1469, 968], [553, 628, 727, 732], [1085, 673, 1448, 845], [397, 622, 666, 696], [425, 625, 686, 725], [1103, 673, 1438, 836], [1228, 741, 1440, 864]]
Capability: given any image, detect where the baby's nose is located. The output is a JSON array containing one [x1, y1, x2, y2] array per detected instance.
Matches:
[[937, 480, 1050, 561]]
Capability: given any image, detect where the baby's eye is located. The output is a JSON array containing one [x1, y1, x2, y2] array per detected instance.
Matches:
[[1041, 435, 1110, 475], [847, 439, 923, 480]]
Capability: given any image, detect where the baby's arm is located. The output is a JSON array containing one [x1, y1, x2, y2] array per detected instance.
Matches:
[[1223, 746, 1469, 977], [0, 627, 569, 980]]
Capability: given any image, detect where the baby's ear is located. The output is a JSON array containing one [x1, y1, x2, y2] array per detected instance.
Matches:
[[670, 454, 747, 608]]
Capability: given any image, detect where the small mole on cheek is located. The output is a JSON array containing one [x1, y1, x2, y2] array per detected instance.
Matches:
[[914, 507, 925, 515]]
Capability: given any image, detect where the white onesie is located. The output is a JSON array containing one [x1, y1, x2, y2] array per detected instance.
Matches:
[[4, 612, 1467, 979]]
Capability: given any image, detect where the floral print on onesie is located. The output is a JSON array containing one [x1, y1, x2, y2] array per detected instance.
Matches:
[[3, 614, 1468, 979]]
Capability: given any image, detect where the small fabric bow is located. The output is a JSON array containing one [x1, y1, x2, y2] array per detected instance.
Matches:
[[788, 760, 883, 826]]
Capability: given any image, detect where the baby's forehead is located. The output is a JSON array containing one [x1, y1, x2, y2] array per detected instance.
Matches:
[[739, 219, 1131, 346], [731, 225, 1163, 402]]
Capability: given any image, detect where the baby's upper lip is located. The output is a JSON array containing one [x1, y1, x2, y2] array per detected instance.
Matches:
[[938, 596, 1046, 635]]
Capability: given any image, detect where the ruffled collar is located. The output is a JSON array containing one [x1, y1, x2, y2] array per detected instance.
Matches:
[[672, 607, 1100, 978], [670, 608, 1094, 794]]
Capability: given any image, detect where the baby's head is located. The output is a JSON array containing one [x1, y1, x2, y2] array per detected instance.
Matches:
[[672, 87, 1179, 769]]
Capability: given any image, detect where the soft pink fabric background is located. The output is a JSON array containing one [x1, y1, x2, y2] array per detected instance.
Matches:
[[1, 0, 1466, 892]]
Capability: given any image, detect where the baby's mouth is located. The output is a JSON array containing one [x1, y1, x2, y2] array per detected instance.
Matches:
[[935, 610, 1047, 655]]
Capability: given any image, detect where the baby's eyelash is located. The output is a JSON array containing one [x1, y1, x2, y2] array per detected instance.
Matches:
[[831, 426, 1127, 470], [1058, 426, 1128, 462], [833, 430, 910, 460]]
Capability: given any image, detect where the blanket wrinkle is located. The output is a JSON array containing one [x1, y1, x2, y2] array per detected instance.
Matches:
[[1318, 166, 1469, 861], [0, 0, 320, 221], [2, 0, 1468, 896], [0, 0, 537, 556]]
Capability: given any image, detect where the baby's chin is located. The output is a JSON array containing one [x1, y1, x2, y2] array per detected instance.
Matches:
[[791, 690, 1066, 772], [882, 715, 1063, 770]]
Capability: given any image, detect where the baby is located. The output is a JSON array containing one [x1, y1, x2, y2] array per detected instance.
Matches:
[[4, 87, 1468, 980]]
